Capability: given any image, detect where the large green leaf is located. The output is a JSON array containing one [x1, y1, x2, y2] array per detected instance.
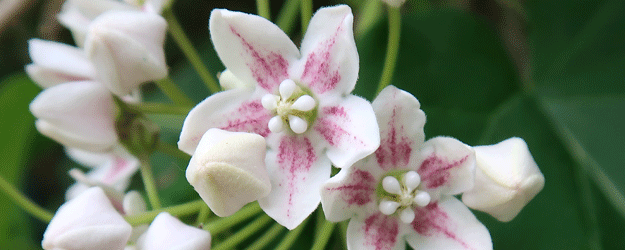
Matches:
[[0, 74, 43, 249]]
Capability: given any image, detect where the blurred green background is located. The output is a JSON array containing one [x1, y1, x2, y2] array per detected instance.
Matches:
[[0, 0, 624, 249]]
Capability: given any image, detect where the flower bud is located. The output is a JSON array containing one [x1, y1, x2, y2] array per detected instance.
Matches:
[[136, 212, 211, 250], [462, 137, 545, 222], [85, 11, 168, 96], [42, 187, 132, 250], [25, 39, 96, 88], [186, 128, 271, 217], [29, 81, 118, 152], [218, 69, 252, 90]]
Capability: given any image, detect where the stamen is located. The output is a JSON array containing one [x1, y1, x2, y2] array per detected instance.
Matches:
[[290, 95, 316, 111], [403, 171, 421, 192], [268, 116, 285, 133], [261, 94, 278, 110], [413, 191, 431, 207], [382, 176, 402, 195], [279, 79, 296, 99], [379, 199, 400, 215], [399, 208, 415, 224], [288, 115, 308, 134]]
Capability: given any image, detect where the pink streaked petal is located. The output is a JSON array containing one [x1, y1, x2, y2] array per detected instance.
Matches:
[[321, 157, 381, 222], [209, 9, 299, 93], [347, 212, 405, 250], [294, 5, 358, 97], [258, 134, 331, 230], [372, 86, 426, 171], [406, 196, 492, 250], [312, 95, 379, 169], [30, 81, 118, 152], [178, 88, 272, 155], [415, 137, 476, 199]]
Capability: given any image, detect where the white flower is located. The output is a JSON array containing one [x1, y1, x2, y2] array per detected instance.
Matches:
[[462, 137, 545, 222], [135, 212, 211, 250], [85, 11, 168, 96], [321, 86, 492, 250], [25, 39, 96, 88], [42, 187, 132, 250], [186, 128, 271, 217], [29, 81, 119, 152], [178, 5, 379, 229]]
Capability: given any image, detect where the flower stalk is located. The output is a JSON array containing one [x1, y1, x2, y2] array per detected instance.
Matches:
[[139, 156, 162, 209], [276, 0, 300, 34], [125, 199, 205, 225], [275, 218, 308, 250], [212, 215, 273, 250], [127, 102, 192, 115], [204, 202, 263, 234], [375, 6, 401, 96], [155, 77, 193, 106], [0, 175, 53, 222], [300, 0, 312, 33], [256, 0, 271, 20], [244, 222, 285, 250]]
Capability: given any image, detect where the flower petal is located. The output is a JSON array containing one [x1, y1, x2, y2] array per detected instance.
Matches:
[[136, 212, 211, 250], [26, 39, 96, 88], [30, 81, 118, 152], [321, 157, 381, 222], [372, 86, 426, 171], [209, 9, 299, 93], [178, 88, 272, 155], [258, 134, 331, 229], [406, 196, 492, 250], [294, 5, 358, 98], [312, 95, 380, 168], [65, 147, 111, 168], [346, 212, 405, 250], [85, 11, 167, 96], [43, 187, 131, 250], [414, 137, 476, 199]]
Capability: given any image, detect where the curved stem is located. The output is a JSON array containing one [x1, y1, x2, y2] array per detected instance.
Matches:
[[300, 0, 312, 33], [127, 102, 191, 115], [276, 0, 300, 35], [139, 156, 161, 209], [157, 140, 191, 161], [162, 8, 221, 94], [275, 218, 308, 250], [212, 215, 273, 250], [311, 219, 335, 250], [204, 202, 263, 234], [196, 203, 210, 226], [375, 6, 401, 96], [125, 199, 205, 225], [244, 222, 285, 250], [0, 175, 53, 222], [155, 77, 193, 106], [256, 0, 271, 20]]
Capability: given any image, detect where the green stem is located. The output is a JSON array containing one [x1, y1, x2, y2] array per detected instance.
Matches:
[[256, 0, 271, 20], [204, 202, 263, 234], [139, 156, 162, 209], [162, 8, 221, 94], [276, 0, 300, 35], [0, 175, 53, 222], [127, 102, 191, 115], [275, 218, 308, 250], [157, 140, 191, 161], [375, 6, 401, 96], [155, 77, 193, 106], [337, 221, 348, 250], [300, 0, 312, 33], [311, 219, 335, 250], [212, 215, 273, 250], [196, 203, 210, 226], [125, 199, 205, 225], [244, 222, 285, 250]]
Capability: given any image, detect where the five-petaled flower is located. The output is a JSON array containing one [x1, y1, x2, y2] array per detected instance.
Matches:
[[321, 86, 492, 250], [178, 5, 380, 229]]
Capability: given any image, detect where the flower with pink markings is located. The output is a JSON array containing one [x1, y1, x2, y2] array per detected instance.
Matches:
[[321, 86, 492, 250], [178, 5, 379, 229]]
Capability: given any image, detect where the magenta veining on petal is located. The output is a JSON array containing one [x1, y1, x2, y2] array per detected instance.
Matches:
[[418, 154, 469, 189], [300, 23, 345, 94], [220, 100, 271, 137], [375, 109, 413, 171], [326, 169, 375, 206], [363, 212, 400, 250], [412, 203, 473, 249], [277, 136, 316, 217]]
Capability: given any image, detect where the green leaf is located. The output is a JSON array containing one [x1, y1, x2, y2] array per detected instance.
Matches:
[[0, 74, 43, 249], [539, 95, 625, 218]]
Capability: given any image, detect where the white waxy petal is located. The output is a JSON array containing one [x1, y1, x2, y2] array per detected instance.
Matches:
[[261, 94, 278, 110], [379, 199, 400, 215], [413, 191, 431, 207], [382, 176, 402, 195], [268, 116, 285, 133], [186, 129, 271, 217], [136, 212, 211, 250], [403, 171, 421, 192], [290, 95, 316, 111], [279, 79, 296, 99], [399, 208, 416, 224], [288, 115, 308, 134]]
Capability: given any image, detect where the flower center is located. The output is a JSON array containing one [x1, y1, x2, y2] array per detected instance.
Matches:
[[261, 79, 318, 134], [378, 171, 431, 224]]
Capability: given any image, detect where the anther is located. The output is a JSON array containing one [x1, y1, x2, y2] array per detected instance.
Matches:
[[399, 208, 416, 224], [403, 171, 421, 192], [279, 79, 296, 99], [413, 191, 431, 207], [268, 116, 285, 133], [382, 176, 402, 195], [379, 199, 400, 215], [288, 115, 308, 134], [290, 95, 316, 111], [261, 94, 278, 110]]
